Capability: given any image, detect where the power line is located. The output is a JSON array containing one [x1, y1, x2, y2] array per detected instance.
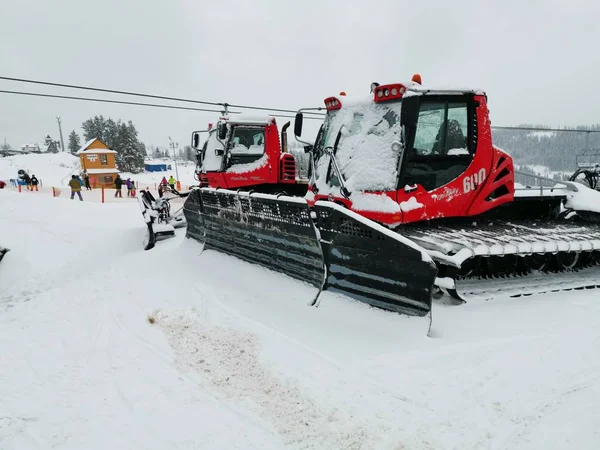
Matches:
[[0, 75, 325, 116], [0, 89, 233, 113], [0, 89, 324, 121], [2, 81, 596, 132]]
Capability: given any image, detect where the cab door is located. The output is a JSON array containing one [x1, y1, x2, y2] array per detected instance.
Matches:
[[398, 95, 484, 223]]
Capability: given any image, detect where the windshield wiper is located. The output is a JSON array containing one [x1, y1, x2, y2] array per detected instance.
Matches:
[[324, 127, 351, 198]]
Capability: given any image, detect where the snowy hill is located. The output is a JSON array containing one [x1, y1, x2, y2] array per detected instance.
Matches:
[[0, 152, 80, 186], [0, 152, 198, 188], [1, 190, 599, 449]]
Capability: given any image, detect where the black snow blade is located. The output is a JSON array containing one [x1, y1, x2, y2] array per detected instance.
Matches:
[[183, 189, 438, 317], [184, 189, 325, 288], [314, 203, 437, 316]]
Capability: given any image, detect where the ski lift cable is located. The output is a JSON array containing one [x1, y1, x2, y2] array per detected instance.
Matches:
[[0, 75, 325, 117], [0, 89, 324, 121], [2, 76, 599, 130]]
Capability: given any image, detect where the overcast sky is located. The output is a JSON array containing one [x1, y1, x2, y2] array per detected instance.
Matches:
[[1, 0, 599, 150]]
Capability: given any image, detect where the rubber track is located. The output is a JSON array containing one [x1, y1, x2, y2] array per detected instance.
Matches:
[[400, 219, 600, 301]]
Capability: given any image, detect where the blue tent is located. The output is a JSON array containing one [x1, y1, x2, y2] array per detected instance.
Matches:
[[145, 163, 169, 172]]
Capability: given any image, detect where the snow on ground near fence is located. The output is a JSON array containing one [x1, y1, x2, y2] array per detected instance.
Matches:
[[0, 152, 80, 186], [1, 189, 599, 449], [0, 152, 198, 188]]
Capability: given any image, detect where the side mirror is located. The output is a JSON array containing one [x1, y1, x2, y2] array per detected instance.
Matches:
[[215, 149, 225, 156], [294, 113, 304, 137], [217, 123, 227, 140], [192, 132, 200, 149]]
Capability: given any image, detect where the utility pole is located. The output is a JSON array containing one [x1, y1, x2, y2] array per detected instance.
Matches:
[[168, 137, 180, 182], [56, 117, 66, 152]]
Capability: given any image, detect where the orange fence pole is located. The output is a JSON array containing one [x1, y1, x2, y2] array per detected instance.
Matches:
[[176, 181, 181, 191], [101, 186, 105, 203]]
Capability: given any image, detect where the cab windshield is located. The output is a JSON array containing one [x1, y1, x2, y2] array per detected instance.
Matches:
[[313, 99, 403, 192]]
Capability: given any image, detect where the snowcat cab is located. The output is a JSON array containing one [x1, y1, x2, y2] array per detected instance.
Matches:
[[296, 81, 515, 225], [191, 116, 308, 196]]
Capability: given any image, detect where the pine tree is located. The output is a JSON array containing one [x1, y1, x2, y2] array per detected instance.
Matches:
[[82, 115, 108, 142], [68, 131, 81, 154], [114, 121, 145, 173]]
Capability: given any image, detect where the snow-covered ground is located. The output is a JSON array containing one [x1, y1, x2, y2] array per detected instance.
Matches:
[[0, 153, 197, 189], [1, 189, 599, 449]]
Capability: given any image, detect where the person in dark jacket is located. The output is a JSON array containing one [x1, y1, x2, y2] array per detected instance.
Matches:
[[23, 173, 32, 191], [114, 174, 123, 198], [69, 175, 83, 201], [83, 173, 92, 190], [30, 175, 39, 191]]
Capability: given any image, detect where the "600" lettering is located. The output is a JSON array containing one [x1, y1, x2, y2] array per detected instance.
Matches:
[[463, 168, 486, 193]]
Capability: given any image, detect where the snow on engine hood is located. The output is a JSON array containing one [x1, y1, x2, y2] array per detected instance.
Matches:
[[565, 184, 600, 213]]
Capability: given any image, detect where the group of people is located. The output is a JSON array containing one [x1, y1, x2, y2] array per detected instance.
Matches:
[[68, 173, 137, 201], [68, 173, 92, 200], [113, 175, 137, 198], [158, 175, 177, 198], [17, 172, 41, 191], [66, 173, 174, 201]]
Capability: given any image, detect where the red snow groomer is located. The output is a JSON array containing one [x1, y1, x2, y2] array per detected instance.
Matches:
[[183, 75, 600, 317], [191, 116, 308, 196]]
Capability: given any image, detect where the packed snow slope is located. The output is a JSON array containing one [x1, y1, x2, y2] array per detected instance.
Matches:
[[0, 152, 80, 186], [1, 190, 599, 449], [0, 153, 197, 188]]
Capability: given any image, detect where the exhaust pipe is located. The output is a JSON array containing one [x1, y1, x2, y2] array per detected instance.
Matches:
[[281, 121, 291, 153]]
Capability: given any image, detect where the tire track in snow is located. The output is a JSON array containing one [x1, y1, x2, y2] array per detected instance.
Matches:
[[194, 286, 433, 412], [154, 309, 403, 450], [109, 309, 278, 437]]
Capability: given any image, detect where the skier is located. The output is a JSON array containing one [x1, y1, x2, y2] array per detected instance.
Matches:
[[161, 176, 168, 186], [126, 178, 132, 197], [130, 180, 137, 197], [168, 175, 176, 190], [68, 175, 83, 201], [114, 174, 123, 198], [30, 174, 39, 192]]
